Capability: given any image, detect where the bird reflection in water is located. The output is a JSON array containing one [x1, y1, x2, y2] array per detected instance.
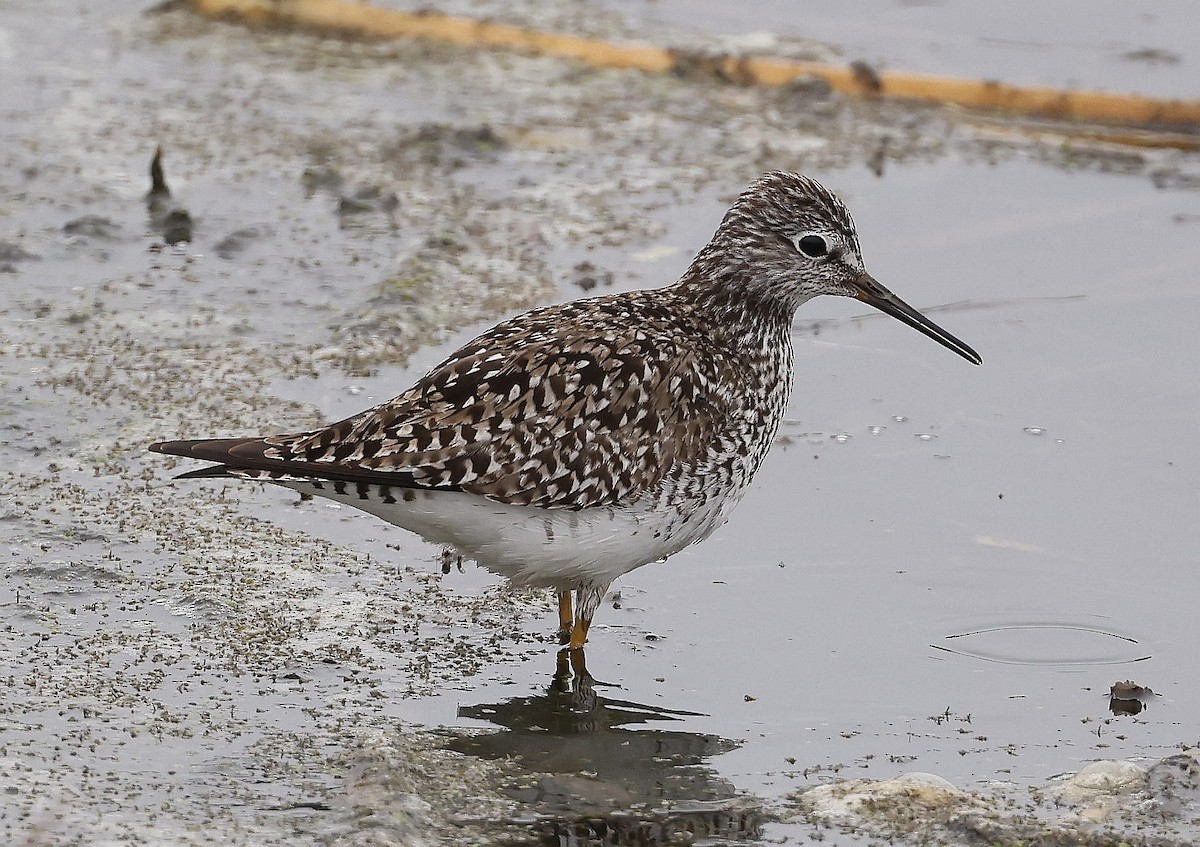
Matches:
[[446, 648, 766, 845]]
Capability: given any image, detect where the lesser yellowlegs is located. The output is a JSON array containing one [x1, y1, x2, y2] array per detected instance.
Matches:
[[151, 172, 981, 650]]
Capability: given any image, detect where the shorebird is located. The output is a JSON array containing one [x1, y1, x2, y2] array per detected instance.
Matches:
[[151, 172, 980, 651]]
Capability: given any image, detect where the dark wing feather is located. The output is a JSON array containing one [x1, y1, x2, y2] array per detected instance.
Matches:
[[154, 291, 730, 509]]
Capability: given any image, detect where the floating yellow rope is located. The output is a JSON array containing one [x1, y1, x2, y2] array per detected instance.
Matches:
[[191, 0, 1200, 145]]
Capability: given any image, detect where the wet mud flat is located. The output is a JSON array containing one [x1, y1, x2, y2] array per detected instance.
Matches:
[[3, 1, 1200, 845]]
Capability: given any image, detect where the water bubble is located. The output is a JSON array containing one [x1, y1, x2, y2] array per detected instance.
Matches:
[[915, 433, 935, 441], [1023, 426, 1046, 436], [830, 433, 852, 444], [891, 415, 910, 423], [867, 425, 886, 436]]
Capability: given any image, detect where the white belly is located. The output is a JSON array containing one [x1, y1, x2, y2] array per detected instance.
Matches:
[[275, 480, 740, 589]]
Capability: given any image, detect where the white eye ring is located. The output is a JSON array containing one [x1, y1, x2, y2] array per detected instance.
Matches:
[[795, 234, 829, 258]]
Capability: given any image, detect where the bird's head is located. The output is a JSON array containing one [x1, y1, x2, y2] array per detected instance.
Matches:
[[693, 171, 981, 365]]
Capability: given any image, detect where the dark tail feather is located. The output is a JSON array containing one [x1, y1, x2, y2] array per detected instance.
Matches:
[[150, 437, 266, 463], [150, 437, 270, 479], [173, 463, 237, 480], [148, 436, 462, 492]]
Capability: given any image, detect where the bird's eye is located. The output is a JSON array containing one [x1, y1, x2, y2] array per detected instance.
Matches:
[[796, 235, 828, 258]]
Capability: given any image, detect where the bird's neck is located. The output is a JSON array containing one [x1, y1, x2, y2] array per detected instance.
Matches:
[[671, 262, 809, 342]]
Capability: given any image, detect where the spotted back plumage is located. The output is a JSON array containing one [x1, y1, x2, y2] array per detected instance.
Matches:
[[152, 172, 864, 513], [275, 294, 737, 508]]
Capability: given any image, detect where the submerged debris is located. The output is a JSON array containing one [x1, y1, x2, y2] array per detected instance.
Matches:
[[146, 146, 193, 244], [63, 214, 121, 240], [0, 239, 37, 271], [214, 225, 270, 259], [1109, 679, 1156, 715]]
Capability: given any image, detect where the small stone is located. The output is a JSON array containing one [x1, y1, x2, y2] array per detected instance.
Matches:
[[1046, 759, 1147, 805], [800, 772, 974, 821]]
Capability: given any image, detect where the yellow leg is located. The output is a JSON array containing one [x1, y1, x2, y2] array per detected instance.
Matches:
[[567, 582, 607, 650], [568, 616, 590, 650], [556, 591, 573, 644]]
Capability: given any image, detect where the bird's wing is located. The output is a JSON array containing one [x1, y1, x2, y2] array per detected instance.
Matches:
[[154, 295, 731, 510]]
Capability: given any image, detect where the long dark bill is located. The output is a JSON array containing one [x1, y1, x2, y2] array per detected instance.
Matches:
[[852, 273, 982, 365]]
